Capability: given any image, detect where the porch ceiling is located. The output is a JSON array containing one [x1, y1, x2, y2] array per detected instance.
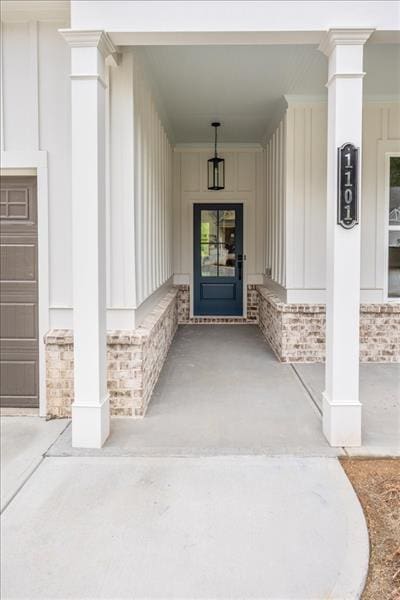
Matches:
[[142, 43, 400, 143]]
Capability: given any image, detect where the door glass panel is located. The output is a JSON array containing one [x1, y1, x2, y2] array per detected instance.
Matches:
[[388, 230, 400, 298], [199, 209, 237, 277], [218, 244, 235, 276], [201, 243, 218, 276], [201, 210, 218, 244], [389, 157, 400, 225], [218, 210, 236, 244]]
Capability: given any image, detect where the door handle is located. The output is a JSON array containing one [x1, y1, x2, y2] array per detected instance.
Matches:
[[237, 254, 243, 281]]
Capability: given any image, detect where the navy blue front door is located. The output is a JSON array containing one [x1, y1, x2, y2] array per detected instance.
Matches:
[[194, 203, 243, 316]]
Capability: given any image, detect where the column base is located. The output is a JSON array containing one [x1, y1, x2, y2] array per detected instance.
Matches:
[[322, 392, 362, 447], [71, 396, 110, 448]]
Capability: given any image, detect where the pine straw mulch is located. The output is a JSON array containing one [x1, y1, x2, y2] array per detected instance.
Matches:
[[340, 458, 400, 600]]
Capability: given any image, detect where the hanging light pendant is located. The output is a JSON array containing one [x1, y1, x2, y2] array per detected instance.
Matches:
[[208, 122, 225, 190]]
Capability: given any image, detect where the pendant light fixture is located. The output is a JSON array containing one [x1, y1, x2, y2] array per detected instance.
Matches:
[[208, 122, 225, 190]]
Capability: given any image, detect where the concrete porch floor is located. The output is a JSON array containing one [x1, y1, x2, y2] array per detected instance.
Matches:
[[48, 325, 400, 457]]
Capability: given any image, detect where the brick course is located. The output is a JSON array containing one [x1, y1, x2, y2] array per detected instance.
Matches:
[[45, 284, 399, 418], [257, 286, 400, 363], [45, 288, 178, 418]]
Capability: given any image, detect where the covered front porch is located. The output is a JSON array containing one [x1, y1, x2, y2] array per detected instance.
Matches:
[[47, 325, 400, 458], [38, 3, 399, 449]]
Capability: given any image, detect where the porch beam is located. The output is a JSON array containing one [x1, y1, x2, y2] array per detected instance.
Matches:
[[319, 28, 374, 447], [60, 29, 117, 448]]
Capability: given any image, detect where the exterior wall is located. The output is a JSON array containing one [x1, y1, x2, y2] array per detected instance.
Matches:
[[106, 49, 175, 328], [258, 286, 400, 363], [265, 99, 400, 304], [1, 19, 72, 325], [284, 101, 327, 302], [173, 145, 265, 316], [45, 288, 178, 418], [1, 24, 173, 331], [265, 115, 286, 289], [131, 52, 174, 309]]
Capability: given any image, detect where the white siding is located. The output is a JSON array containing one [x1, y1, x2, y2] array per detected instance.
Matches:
[[268, 99, 400, 303], [265, 118, 286, 288], [132, 54, 173, 308], [1, 26, 173, 329], [285, 102, 327, 295], [1, 20, 72, 318]]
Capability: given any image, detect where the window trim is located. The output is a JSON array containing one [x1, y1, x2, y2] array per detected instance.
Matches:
[[384, 152, 400, 303]]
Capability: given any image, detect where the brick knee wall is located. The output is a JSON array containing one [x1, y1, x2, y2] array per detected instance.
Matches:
[[45, 285, 399, 419], [257, 286, 400, 363], [45, 288, 178, 418], [176, 284, 259, 324]]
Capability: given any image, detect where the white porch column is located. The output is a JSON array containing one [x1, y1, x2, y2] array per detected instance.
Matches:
[[319, 29, 373, 447], [60, 30, 117, 448]]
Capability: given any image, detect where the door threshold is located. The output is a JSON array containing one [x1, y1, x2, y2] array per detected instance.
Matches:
[[187, 315, 257, 324]]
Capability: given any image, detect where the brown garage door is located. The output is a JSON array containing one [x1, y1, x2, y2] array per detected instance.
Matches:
[[0, 176, 39, 407]]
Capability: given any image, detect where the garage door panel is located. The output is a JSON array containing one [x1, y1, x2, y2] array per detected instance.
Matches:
[[0, 176, 38, 408], [0, 303, 37, 339], [0, 361, 37, 397], [0, 283, 37, 303], [0, 343, 38, 361], [0, 243, 37, 281]]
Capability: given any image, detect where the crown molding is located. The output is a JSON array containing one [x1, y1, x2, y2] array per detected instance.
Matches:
[[319, 28, 375, 56], [59, 29, 119, 60]]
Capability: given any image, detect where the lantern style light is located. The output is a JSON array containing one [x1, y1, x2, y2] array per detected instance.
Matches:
[[208, 122, 225, 190]]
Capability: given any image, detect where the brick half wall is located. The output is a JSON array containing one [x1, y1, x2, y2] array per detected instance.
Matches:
[[45, 288, 178, 418], [257, 286, 400, 363]]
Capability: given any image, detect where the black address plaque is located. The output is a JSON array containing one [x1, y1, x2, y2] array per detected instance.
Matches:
[[337, 143, 359, 229]]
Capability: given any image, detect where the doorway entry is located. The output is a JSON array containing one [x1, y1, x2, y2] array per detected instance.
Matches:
[[194, 203, 243, 316]]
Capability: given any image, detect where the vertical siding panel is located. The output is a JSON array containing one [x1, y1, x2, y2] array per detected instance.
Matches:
[[282, 115, 287, 287], [131, 57, 173, 308], [272, 135, 276, 279], [278, 121, 284, 285], [268, 141, 272, 272], [135, 72, 143, 304]]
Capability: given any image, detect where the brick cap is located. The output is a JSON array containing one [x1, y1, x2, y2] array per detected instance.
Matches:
[[45, 288, 179, 346]]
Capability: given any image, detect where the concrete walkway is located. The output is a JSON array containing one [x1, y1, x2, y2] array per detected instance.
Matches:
[[4, 325, 399, 598], [1, 417, 68, 511], [2, 454, 368, 599]]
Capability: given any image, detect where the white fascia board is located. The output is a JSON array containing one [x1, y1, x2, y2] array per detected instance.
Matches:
[[71, 1, 400, 35]]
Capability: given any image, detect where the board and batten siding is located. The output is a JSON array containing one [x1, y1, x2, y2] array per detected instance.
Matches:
[[264, 99, 400, 303], [173, 147, 266, 308], [1, 20, 72, 323], [109, 51, 173, 327], [1, 25, 174, 331], [132, 55, 173, 309], [265, 117, 286, 289]]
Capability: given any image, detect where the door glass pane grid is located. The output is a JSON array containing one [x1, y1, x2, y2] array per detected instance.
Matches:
[[200, 209, 236, 277]]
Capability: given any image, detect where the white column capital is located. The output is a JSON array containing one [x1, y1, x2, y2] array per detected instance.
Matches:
[[59, 29, 119, 64], [319, 28, 375, 56]]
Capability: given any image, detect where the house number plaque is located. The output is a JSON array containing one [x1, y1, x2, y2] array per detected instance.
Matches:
[[337, 143, 359, 229]]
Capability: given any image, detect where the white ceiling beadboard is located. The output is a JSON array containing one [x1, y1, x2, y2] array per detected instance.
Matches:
[[142, 44, 400, 143]]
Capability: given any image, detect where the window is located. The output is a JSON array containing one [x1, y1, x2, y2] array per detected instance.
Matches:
[[388, 156, 400, 299]]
